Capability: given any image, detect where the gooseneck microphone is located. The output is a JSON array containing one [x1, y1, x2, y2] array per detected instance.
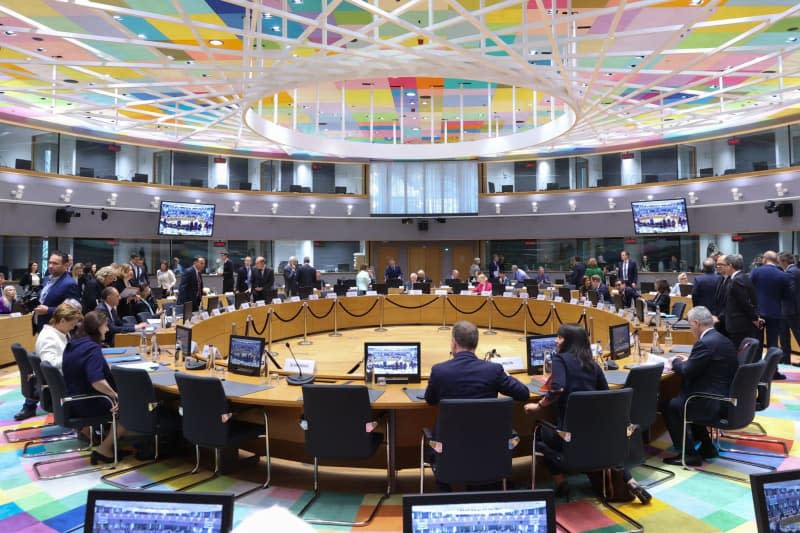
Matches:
[[285, 342, 314, 385], [346, 360, 363, 375], [263, 349, 282, 370]]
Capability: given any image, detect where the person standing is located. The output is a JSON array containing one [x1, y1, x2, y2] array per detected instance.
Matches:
[[34, 251, 81, 333], [356, 264, 372, 294], [568, 256, 586, 287], [236, 256, 253, 295], [220, 251, 234, 294], [384, 258, 403, 282], [692, 258, 720, 314], [156, 260, 176, 298], [251, 256, 274, 302], [618, 250, 638, 288], [469, 258, 481, 282], [778, 252, 800, 367], [750, 251, 790, 378], [487, 254, 502, 279], [297, 256, 317, 291], [177, 256, 206, 312], [718, 254, 761, 352], [511, 265, 529, 283], [534, 267, 551, 286], [283, 256, 299, 297]]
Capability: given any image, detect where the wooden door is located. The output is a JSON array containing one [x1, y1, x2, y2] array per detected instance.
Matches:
[[408, 245, 441, 283], [373, 245, 400, 279], [451, 244, 475, 281]]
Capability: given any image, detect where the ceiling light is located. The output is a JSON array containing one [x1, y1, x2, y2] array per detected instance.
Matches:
[[731, 187, 743, 201], [775, 183, 788, 197], [270, 202, 278, 215], [406, 91, 416, 97], [647, 195, 653, 200], [607, 198, 616, 209], [106, 192, 118, 206], [272, 25, 281, 33], [137, 33, 146, 39], [209, 39, 223, 46], [10, 184, 24, 199], [531, 201, 538, 213], [232, 201, 240, 213], [529, 50, 539, 56], [788, 37, 798, 43], [346, 205, 353, 215], [4, 31, 16, 36], [150, 196, 161, 209], [689, 0, 702, 5], [113, 15, 122, 21], [195, 199, 202, 204], [61, 188, 73, 202], [688, 191, 698, 204], [568, 199, 576, 211], [263, 13, 273, 19], [309, 203, 316, 215], [495, 203, 501, 215]]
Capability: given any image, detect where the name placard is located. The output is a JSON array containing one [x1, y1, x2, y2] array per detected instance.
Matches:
[[481, 290, 493, 297], [537, 294, 546, 300], [326, 293, 337, 299], [346, 291, 358, 297], [435, 289, 448, 296], [200, 311, 210, 320], [284, 358, 316, 374], [226, 305, 235, 313], [490, 356, 525, 371], [289, 296, 300, 303], [569, 298, 579, 305], [460, 290, 473, 295], [211, 308, 221, 317], [255, 300, 266, 307], [518, 292, 529, 299], [9, 312, 22, 318], [366, 290, 378, 296], [503, 291, 514, 298], [240, 302, 251, 310], [408, 289, 422, 295], [554, 296, 564, 302], [308, 294, 319, 301]]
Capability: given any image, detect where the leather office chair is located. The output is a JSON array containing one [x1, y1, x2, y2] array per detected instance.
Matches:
[[297, 384, 389, 526], [718, 348, 787, 458], [737, 337, 761, 366], [33, 362, 117, 480], [19, 354, 75, 456], [420, 397, 516, 493], [101, 366, 181, 489], [173, 373, 270, 498], [5, 344, 41, 443], [623, 363, 674, 488], [533, 389, 641, 532], [136, 312, 159, 323], [670, 301, 686, 321], [679, 360, 769, 482]]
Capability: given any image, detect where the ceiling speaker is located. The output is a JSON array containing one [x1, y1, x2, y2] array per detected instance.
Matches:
[[418, 220, 429, 231]]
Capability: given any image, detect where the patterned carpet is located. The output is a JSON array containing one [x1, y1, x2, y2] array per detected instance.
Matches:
[[0, 363, 798, 532]]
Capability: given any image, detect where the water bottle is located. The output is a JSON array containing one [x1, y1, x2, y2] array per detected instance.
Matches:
[[208, 344, 216, 371], [651, 329, 663, 355], [171, 306, 177, 325], [150, 334, 159, 363], [174, 343, 181, 364], [664, 324, 673, 347], [138, 332, 147, 356]]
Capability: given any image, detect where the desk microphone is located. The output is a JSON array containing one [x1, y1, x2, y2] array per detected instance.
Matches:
[[346, 360, 362, 375], [284, 342, 314, 385]]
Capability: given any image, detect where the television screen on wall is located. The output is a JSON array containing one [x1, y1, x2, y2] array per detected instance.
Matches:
[[158, 201, 216, 237], [631, 198, 689, 235]]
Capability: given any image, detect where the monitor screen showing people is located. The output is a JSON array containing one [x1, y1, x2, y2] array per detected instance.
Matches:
[[364, 342, 421, 383], [609, 322, 631, 358], [176, 325, 192, 356], [158, 200, 216, 237], [227, 335, 265, 376], [631, 198, 689, 234], [527, 334, 557, 375], [751, 469, 800, 533]]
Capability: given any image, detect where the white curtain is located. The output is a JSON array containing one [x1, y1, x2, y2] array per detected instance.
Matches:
[[370, 161, 478, 215]]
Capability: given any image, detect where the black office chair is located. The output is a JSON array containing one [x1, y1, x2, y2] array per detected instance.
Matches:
[[136, 312, 159, 323], [20, 354, 76, 456], [298, 384, 389, 526], [533, 389, 641, 532], [33, 362, 118, 479], [718, 348, 787, 458], [173, 373, 270, 498], [623, 363, 674, 488], [670, 301, 686, 321], [298, 286, 314, 299], [679, 360, 769, 482], [101, 366, 181, 489], [420, 398, 516, 493], [4, 344, 40, 443], [737, 337, 761, 366], [122, 315, 137, 327]]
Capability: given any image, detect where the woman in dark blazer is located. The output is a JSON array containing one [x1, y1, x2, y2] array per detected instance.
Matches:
[[61, 310, 127, 464], [524, 324, 651, 504], [647, 279, 671, 314]]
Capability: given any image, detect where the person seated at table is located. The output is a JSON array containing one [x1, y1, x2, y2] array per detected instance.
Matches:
[[579, 275, 592, 297], [0, 285, 18, 314], [497, 271, 512, 287], [524, 324, 651, 503], [403, 272, 419, 292], [670, 272, 691, 295], [99, 287, 147, 346], [61, 310, 128, 464], [590, 275, 611, 303], [131, 284, 159, 317], [472, 274, 492, 293], [647, 279, 671, 314], [443, 270, 461, 285], [613, 280, 639, 308], [534, 267, 551, 286], [416, 269, 431, 284], [37, 302, 83, 371], [511, 265, 529, 284]]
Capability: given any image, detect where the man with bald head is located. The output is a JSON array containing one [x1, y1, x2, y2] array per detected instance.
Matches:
[[751, 250, 791, 377]]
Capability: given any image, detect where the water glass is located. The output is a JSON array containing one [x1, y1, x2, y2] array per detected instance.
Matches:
[[268, 372, 281, 388], [214, 365, 226, 381], [375, 376, 387, 389]]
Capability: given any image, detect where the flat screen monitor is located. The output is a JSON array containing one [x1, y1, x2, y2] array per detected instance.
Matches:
[[158, 200, 216, 237], [386, 278, 402, 288], [364, 342, 421, 384], [132, 173, 148, 183], [234, 292, 250, 309], [679, 283, 693, 297], [403, 490, 555, 533], [176, 325, 192, 356], [639, 281, 655, 293], [609, 322, 631, 359], [587, 289, 599, 306], [85, 489, 234, 533], [448, 281, 468, 294], [227, 335, 265, 377], [750, 468, 800, 533], [558, 287, 572, 301], [205, 295, 219, 313], [15, 158, 32, 170], [631, 198, 689, 234], [412, 282, 431, 294], [183, 300, 195, 322], [334, 186, 347, 194], [527, 334, 557, 376], [79, 166, 95, 177]]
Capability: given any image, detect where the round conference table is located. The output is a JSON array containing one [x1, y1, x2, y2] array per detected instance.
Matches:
[[110, 294, 684, 490]]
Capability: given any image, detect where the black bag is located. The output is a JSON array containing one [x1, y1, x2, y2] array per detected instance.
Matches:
[[586, 469, 634, 502]]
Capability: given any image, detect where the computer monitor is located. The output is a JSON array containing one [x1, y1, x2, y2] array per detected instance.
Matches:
[[176, 325, 192, 356], [699, 167, 714, 177], [488, 181, 496, 193], [373, 282, 388, 295], [14, 158, 32, 170], [364, 341, 421, 384], [612, 293, 623, 311], [634, 297, 646, 322], [298, 286, 314, 299], [234, 292, 250, 309], [132, 173, 148, 183], [205, 295, 219, 313], [403, 490, 555, 533], [753, 161, 768, 172], [289, 184, 302, 193], [639, 281, 655, 293], [334, 186, 347, 194], [679, 283, 693, 297], [386, 278, 402, 289], [527, 334, 557, 375], [501, 184, 514, 193], [447, 281, 467, 294], [750, 468, 800, 533], [237, 182, 252, 190], [609, 322, 631, 359], [587, 289, 599, 306], [227, 335, 265, 377], [79, 166, 95, 177], [558, 287, 572, 301], [183, 300, 195, 323], [85, 489, 234, 533], [413, 281, 431, 294]]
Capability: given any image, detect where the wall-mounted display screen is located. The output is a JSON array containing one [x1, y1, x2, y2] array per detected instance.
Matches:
[[158, 201, 216, 237], [631, 198, 689, 234]]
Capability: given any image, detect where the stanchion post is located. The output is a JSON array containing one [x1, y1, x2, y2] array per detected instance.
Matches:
[[485, 296, 497, 335], [375, 295, 388, 332], [518, 302, 527, 341], [267, 308, 278, 357], [299, 301, 313, 345], [550, 303, 556, 334], [438, 294, 450, 331], [328, 298, 342, 337]]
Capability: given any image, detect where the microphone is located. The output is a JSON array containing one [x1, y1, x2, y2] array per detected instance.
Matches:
[[346, 360, 362, 375], [284, 341, 314, 385]]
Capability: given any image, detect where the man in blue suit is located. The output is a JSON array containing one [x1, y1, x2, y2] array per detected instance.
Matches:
[[779, 252, 800, 366], [691, 258, 720, 314], [425, 321, 529, 404], [618, 250, 638, 288], [177, 256, 206, 312], [751, 251, 790, 377], [663, 306, 738, 466], [33, 251, 80, 333]]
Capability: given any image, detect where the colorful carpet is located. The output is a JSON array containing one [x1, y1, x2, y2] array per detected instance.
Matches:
[[0, 364, 798, 532]]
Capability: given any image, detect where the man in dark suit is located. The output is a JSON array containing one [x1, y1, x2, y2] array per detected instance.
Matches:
[[251, 256, 274, 302], [568, 256, 585, 287], [751, 251, 790, 376], [590, 275, 611, 303], [618, 250, 638, 288], [425, 320, 529, 404], [129, 253, 148, 288], [778, 252, 800, 366], [236, 256, 253, 294], [177, 256, 206, 312], [99, 287, 147, 346], [691, 258, 720, 314], [220, 251, 234, 293], [384, 258, 403, 282], [297, 256, 317, 291], [283, 256, 299, 297], [487, 254, 502, 279], [613, 279, 639, 309], [33, 251, 81, 332], [719, 253, 761, 352], [663, 306, 739, 466]]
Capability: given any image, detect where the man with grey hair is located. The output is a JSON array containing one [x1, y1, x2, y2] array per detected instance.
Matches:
[[424, 320, 529, 405], [663, 306, 738, 466], [283, 256, 298, 297], [718, 253, 761, 352]]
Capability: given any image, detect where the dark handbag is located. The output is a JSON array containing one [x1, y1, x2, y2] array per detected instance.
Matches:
[[586, 468, 634, 502]]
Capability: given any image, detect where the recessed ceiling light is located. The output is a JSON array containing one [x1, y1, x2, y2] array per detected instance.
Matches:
[[263, 13, 273, 19], [788, 37, 798, 43], [689, 0, 702, 5], [4, 30, 16, 36], [529, 50, 539, 55], [137, 33, 146, 39], [36, 47, 45, 52], [113, 15, 122, 21], [406, 91, 416, 97], [64, 79, 78, 84], [272, 25, 280, 33], [185, 60, 194, 65], [209, 39, 223, 46]]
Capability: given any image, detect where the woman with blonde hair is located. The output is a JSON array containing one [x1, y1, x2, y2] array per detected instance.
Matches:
[[37, 302, 83, 370], [0, 285, 18, 314]]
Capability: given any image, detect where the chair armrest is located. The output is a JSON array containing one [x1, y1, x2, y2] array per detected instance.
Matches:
[[533, 419, 570, 443], [686, 392, 737, 407], [62, 393, 114, 408], [421, 427, 433, 441]]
